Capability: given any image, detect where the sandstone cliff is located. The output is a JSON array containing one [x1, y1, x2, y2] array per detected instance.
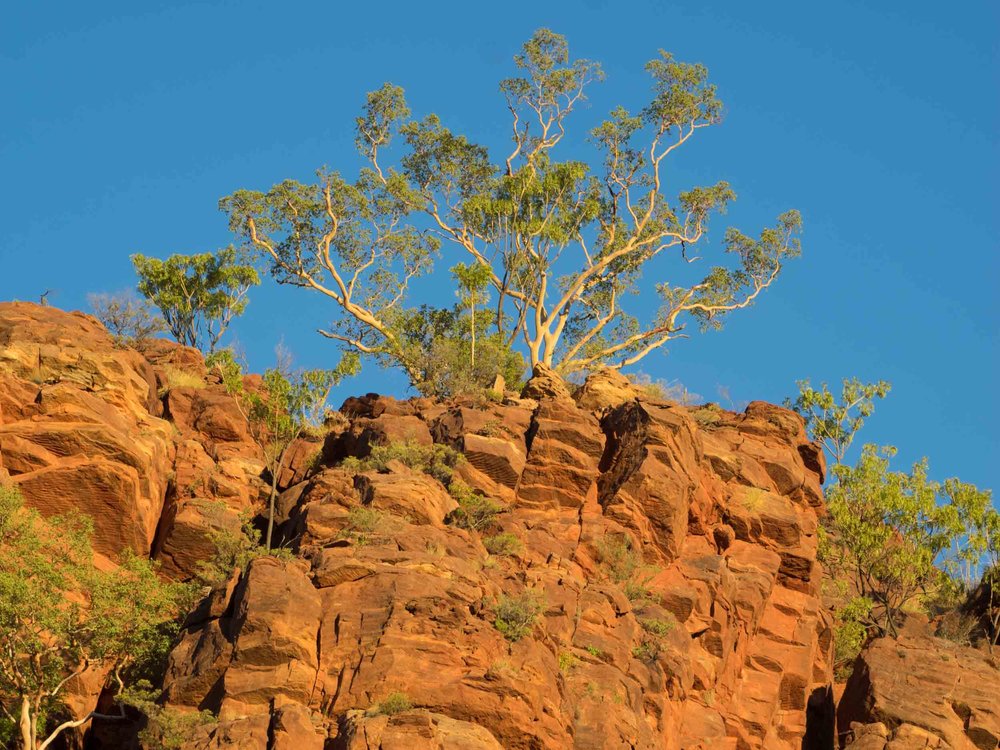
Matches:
[[1, 301, 995, 750]]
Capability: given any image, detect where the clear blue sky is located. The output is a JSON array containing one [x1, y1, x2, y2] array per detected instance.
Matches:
[[1, 1, 996, 491]]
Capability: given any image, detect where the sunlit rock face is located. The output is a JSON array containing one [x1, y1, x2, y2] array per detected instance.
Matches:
[[3, 303, 843, 749]]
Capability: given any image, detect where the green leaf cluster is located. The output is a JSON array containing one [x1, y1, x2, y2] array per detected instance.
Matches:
[[132, 247, 259, 353], [217, 28, 802, 386], [0, 485, 190, 749]]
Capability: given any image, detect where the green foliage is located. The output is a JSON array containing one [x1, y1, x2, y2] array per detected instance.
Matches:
[[393, 304, 525, 398], [121, 681, 216, 750], [787, 378, 891, 463], [222, 29, 801, 384], [832, 596, 873, 680], [342, 440, 464, 485], [493, 591, 544, 642], [340, 506, 389, 545], [448, 480, 503, 532], [0, 485, 190, 749], [825, 445, 993, 636], [209, 347, 358, 549], [132, 247, 259, 353], [639, 618, 675, 637], [595, 534, 641, 583], [632, 616, 677, 663], [370, 692, 412, 716], [88, 291, 166, 347], [483, 532, 523, 557], [631, 640, 661, 662], [196, 507, 293, 586], [557, 650, 579, 674]]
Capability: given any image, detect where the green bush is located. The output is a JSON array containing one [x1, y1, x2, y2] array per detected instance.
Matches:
[[341, 506, 388, 545], [493, 591, 544, 642], [371, 692, 412, 716], [832, 596, 873, 680], [343, 441, 464, 485], [484, 532, 523, 557], [596, 534, 641, 583], [639, 618, 674, 637], [448, 480, 503, 532], [196, 506, 293, 586]]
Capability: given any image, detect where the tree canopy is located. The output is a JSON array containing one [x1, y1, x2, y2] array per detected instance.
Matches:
[[221, 28, 801, 388], [0, 485, 189, 750], [132, 247, 259, 353]]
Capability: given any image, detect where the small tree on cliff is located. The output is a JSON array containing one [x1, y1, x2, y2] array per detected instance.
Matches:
[[221, 29, 801, 385], [0, 485, 188, 750], [788, 378, 891, 465], [132, 247, 259, 353], [824, 446, 993, 637], [87, 291, 167, 348], [209, 347, 358, 550]]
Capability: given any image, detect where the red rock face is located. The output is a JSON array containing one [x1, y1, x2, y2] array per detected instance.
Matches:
[[156, 366, 835, 749], [839, 635, 1000, 750], [1, 304, 842, 749]]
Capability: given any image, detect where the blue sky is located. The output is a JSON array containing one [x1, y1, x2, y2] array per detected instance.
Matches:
[[1, 1, 996, 491]]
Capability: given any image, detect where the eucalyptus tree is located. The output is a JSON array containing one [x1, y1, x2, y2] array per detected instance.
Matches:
[[131, 247, 259, 353], [221, 29, 801, 382]]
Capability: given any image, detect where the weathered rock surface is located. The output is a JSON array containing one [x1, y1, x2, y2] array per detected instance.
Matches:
[[839, 635, 1000, 750], [154, 361, 834, 749], [0, 302, 878, 750]]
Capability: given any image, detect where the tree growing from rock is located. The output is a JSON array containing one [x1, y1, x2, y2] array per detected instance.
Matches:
[[131, 247, 259, 353], [788, 377, 891, 464], [0, 485, 189, 750], [824, 446, 992, 638], [87, 291, 166, 348], [221, 29, 801, 386], [209, 347, 358, 550]]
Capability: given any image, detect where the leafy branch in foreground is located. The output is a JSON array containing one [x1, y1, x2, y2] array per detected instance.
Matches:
[[221, 28, 801, 386], [0, 485, 190, 750]]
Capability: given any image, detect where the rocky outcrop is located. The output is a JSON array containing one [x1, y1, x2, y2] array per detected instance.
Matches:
[[153, 362, 833, 749], [0, 303, 844, 749], [0, 303, 175, 560], [839, 635, 1000, 749], [0, 302, 265, 576]]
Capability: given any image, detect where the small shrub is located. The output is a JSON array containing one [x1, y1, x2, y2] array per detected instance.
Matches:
[[493, 591, 544, 642], [371, 692, 412, 716], [833, 596, 873, 680], [558, 650, 579, 674], [341, 506, 387, 545], [123, 681, 216, 750], [640, 618, 674, 637], [162, 365, 206, 391], [484, 532, 523, 557], [741, 487, 767, 511], [595, 534, 641, 583], [623, 578, 655, 602], [476, 418, 506, 438], [88, 291, 166, 348], [196, 507, 293, 586], [585, 645, 604, 658], [343, 441, 464, 484], [632, 640, 661, 662], [449, 480, 503, 532], [626, 372, 701, 404], [691, 404, 723, 428]]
